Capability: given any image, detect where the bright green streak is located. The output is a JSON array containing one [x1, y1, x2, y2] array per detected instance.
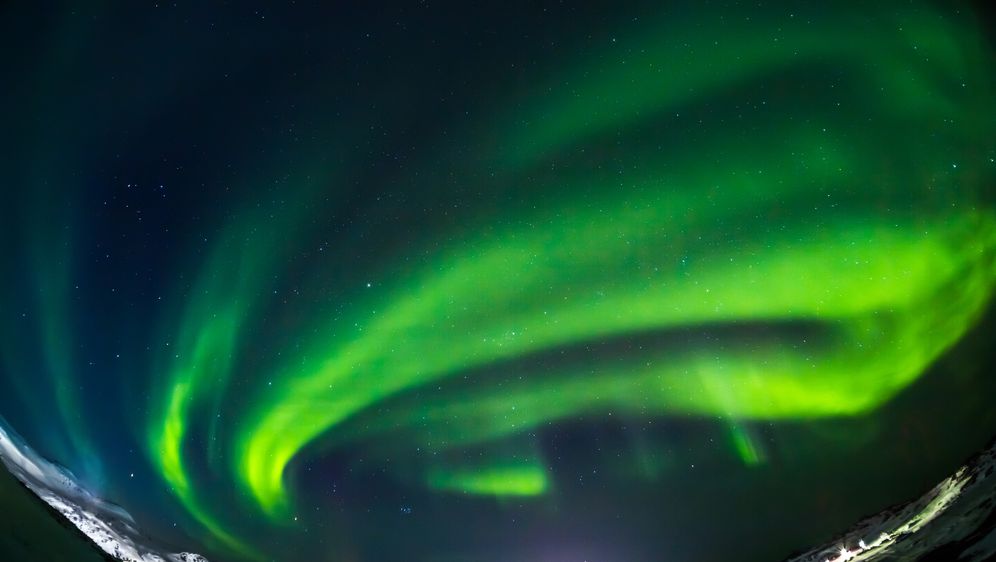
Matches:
[[145, 198, 319, 557], [427, 465, 549, 497], [144, 162, 343, 555], [730, 425, 764, 467], [145, 236, 267, 557]]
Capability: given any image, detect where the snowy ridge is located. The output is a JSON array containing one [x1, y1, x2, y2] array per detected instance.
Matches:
[[0, 418, 208, 562], [785, 441, 996, 562]]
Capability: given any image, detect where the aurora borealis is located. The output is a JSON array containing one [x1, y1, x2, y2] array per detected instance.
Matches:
[[1, 1, 995, 561]]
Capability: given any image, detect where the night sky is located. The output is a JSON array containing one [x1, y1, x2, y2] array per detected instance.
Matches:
[[1, 2, 995, 561]]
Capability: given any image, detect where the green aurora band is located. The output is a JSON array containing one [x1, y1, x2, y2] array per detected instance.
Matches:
[[138, 3, 996, 556]]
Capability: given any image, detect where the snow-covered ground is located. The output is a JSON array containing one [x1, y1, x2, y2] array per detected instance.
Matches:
[[0, 418, 207, 562], [785, 442, 996, 562]]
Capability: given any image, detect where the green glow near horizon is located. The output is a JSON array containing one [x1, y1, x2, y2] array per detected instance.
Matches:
[[420, 437, 551, 497], [134, 3, 995, 555], [427, 465, 549, 497]]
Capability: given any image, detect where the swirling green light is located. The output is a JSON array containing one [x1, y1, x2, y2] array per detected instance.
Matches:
[[138, 2, 995, 555], [146, 198, 321, 557], [238, 174, 995, 514]]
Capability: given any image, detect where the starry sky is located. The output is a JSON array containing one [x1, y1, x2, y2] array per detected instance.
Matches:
[[1, 1, 995, 561]]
